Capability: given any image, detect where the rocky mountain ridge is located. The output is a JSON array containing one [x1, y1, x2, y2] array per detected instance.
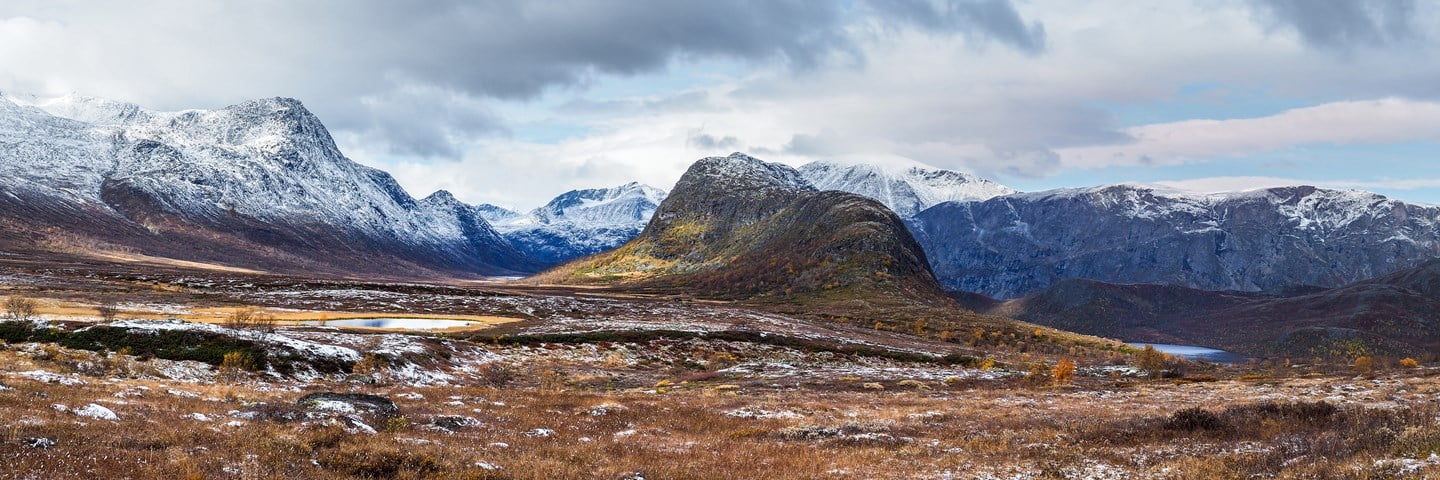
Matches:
[[912, 184, 1440, 298], [0, 93, 536, 276]]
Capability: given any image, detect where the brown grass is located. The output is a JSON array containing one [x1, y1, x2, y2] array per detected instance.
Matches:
[[3, 340, 1440, 479]]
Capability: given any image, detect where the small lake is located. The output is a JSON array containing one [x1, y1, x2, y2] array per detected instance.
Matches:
[[314, 318, 478, 330], [1127, 343, 1247, 363]]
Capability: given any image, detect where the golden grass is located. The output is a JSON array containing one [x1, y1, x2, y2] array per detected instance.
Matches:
[[23, 297, 521, 328], [84, 251, 266, 274]]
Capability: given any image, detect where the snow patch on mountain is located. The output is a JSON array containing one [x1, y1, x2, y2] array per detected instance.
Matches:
[[800, 161, 1016, 217]]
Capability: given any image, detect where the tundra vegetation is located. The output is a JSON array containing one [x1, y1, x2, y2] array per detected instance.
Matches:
[[0, 266, 1436, 478]]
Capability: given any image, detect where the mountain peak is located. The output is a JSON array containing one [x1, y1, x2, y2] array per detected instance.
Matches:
[[528, 182, 668, 226], [422, 190, 460, 205], [685, 152, 814, 192]]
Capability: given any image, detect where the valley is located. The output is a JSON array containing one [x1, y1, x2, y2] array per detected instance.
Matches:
[[4, 255, 1440, 479], [2, 94, 1438, 479]]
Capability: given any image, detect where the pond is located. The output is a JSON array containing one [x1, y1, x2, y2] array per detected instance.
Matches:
[[1126, 342, 1247, 363], [312, 318, 479, 330]]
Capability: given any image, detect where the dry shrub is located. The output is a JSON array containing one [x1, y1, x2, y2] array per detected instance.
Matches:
[[1242, 401, 1337, 424], [674, 370, 724, 383], [4, 295, 37, 321], [1400, 357, 1421, 369], [1024, 363, 1050, 385], [1135, 344, 1167, 375], [600, 351, 630, 369], [97, 302, 119, 322], [224, 306, 277, 331], [352, 354, 390, 384], [1166, 408, 1227, 432], [476, 361, 517, 387], [896, 379, 930, 390], [317, 445, 442, 478]]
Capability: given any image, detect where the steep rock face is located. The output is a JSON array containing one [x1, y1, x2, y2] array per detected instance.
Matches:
[[913, 184, 1440, 298], [0, 93, 536, 276], [487, 182, 667, 265], [799, 161, 1016, 217], [546, 153, 946, 302]]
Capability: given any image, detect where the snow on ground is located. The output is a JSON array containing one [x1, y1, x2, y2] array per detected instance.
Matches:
[[73, 403, 120, 421], [17, 370, 87, 386], [101, 319, 361, 363]]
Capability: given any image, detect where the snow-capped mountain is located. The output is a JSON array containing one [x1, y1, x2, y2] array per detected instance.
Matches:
[[486, 182, 668, 265], [799, 161, 1016, 218], [474, 204, 524, 225], [912, 183, 1440, 298], [0, 93, 535, 276]]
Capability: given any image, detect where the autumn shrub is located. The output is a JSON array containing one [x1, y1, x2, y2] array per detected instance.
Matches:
[[1135, 345, 1167, 376], [220, 351, 257, 381], [1052, 358, 1077, 386], [1400, 357, 1421, 369], [1354, 356, 1375, 375]]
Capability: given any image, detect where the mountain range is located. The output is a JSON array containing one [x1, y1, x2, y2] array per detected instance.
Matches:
[[911, 184, 1440, 299], [479, 182, 666, 266], [4, 92, 1440, 359]]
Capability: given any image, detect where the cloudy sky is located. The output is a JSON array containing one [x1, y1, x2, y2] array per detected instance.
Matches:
[[2, 0, 1439, 208]]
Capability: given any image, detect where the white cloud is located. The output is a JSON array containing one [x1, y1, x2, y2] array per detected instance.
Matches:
[[1058, 98, 1440, 168]]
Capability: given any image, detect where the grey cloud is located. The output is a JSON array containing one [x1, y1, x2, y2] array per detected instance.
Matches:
[[865, 0, 1046, 54], [343, 85, 508, 158], [0, 0, 1062, 162], [559, 90, 715, 116], [781, 131, 842, 156], [1250, 0, 1419, 49], [0, 1, 857, 160], [688, 133, 741, 150]]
